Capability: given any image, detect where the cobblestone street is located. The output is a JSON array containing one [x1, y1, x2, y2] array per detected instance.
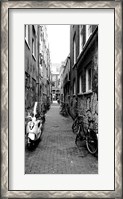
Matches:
[[25, 102, 98, 174]]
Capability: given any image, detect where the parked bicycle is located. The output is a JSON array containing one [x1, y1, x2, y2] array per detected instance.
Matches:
[[72, 113, 98, 155], [59, 102, 69, 117], [72, 109, 82, 134]]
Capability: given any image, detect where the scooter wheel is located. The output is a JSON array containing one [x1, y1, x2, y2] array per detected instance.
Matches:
[[27, 142, 32, 149], [39, 132, 42, 141]]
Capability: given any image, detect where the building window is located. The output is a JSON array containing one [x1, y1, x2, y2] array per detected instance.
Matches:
[[32, 38, 36, 57], [32, 38, 34, 55], [73, 34, 76, 64], [32, 26, 36, 58], [79, 25, 83, 54], [79, 75, 83, 93], [25, 25, 30, 45], [86, 25, 92, 42], [86, 66, 92, 92], [40, 65, 43, 77], [52, 81, 55, 87], [73, 80, 76, 95], [88, 25, 93, 36]]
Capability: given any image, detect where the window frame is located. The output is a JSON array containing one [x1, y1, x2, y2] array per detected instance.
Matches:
[[79, 75, 83, 94], [86, 25, 93, 42], [32, 38, 35, 56], [25, 25, 30, 48], [73, 33, 76, 65], [73, 79, 76, 95], [32, 25, 36, 59], [86, 65, 92, 92], [79, 25, 83, 54]]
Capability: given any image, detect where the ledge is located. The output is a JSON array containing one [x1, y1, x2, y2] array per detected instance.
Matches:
[[78, 91, 93, 96], [78, 93, 84, 96], [72, 63, 77, 69], [43, 92, 47, 95], [32, 54, 36, 61], [25, 39, 30, 50]]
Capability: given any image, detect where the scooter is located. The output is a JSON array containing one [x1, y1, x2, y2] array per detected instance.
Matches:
[[26, 102, 45, 148], [26, 115, 43, 148]]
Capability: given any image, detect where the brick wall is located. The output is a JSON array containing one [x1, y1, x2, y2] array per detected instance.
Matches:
[[78, 92, 98, 124], [69, 25, 98, 126], [70, 26, 79, 93], [69, 25, 78, 118], [25, 25, 38, 111], [77, 34, 98, 126]]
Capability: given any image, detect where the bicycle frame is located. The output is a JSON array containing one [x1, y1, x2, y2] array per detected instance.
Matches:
[[75, 120, 98, 155]]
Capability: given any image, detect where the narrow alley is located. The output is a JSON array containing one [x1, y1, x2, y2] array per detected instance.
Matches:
[[25, 102, 98, 174]]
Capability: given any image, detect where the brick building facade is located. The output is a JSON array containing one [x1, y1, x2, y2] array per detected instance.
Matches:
[[62, 55, 70, 104], [25, 25, 51, 115], [39, 25, 51, 110], [59, 62, 64, 102], [69, 25, 79, 117], [69, 25, 98, 123], [25, 25, 38, 112]]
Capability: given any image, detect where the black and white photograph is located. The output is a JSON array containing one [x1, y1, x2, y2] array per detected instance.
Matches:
[[25, 24, 98, 174], [1, 1, 121, 196]]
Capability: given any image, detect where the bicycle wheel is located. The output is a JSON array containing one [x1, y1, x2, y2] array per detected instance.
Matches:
[[72, 119, 79, 134], [86, 131, 98, 154], [75, 125, 81, 145]]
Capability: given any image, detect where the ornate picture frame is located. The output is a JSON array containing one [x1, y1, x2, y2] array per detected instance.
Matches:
[[1, 1, 122, 198]]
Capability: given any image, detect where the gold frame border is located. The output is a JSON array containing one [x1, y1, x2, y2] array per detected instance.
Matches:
[[1, 1, 122, 198]]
